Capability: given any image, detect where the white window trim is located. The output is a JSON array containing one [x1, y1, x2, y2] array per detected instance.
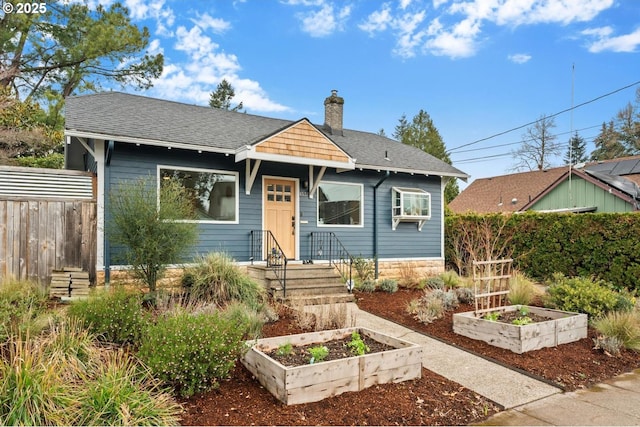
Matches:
[[157, 164, 239, 224], [392, 186, 431, 231], [317, 180, 364, 228]]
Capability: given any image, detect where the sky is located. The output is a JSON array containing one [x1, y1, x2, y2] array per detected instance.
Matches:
[[86, 0, 639, 188]]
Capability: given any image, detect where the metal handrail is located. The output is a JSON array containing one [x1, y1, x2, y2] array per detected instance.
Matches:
[[250, 230, 288, 296], [309, 231, 353, 292]]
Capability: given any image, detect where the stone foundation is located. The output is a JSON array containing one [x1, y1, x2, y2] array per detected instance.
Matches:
[[376, 259, 444, 280]]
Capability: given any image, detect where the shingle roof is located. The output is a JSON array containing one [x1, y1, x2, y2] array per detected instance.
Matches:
[[448, 167, 567, 213], [65, 92, 467, 179]]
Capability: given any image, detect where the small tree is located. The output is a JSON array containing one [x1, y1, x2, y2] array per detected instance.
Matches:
[[108, 176, 198, 293]]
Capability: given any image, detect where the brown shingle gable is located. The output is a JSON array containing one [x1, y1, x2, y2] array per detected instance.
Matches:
[[449, 167, 567, 213]]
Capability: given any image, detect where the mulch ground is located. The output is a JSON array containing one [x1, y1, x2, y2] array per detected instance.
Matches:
[[178, 288, 640, 426]]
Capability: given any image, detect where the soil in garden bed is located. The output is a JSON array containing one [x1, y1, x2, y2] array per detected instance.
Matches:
[[264, 333, 395, 367], [179, 304, 501, 426], [356, 288, 640, 391]]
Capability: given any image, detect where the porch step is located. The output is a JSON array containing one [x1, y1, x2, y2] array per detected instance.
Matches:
[[248, 263, 353, 303]]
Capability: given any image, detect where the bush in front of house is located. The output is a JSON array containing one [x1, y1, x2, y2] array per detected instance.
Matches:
[[355, 279, 376, 293], [181, 252, 266, 310], [379, 278, 398, 293], [67, 286, 149, 345], [544, 273, 623, 318], [108, 176, 198, 294], [137, 308, 248, 398], [508, 271, 538, 306]]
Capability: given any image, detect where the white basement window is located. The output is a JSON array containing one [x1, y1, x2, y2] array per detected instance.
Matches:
[[392, 187, 431, 231]]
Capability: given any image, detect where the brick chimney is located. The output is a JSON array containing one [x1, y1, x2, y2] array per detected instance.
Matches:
[[323, 90, 344, 136]]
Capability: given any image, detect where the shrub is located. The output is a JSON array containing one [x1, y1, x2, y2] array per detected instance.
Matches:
[[182, 252, 266, 310], [108, 176, 198, 293], [137, 310, 248, 397], [67, 286, 148, 345], [508, 271, 538, 306], [0, 279, 49, 342], [455, 286, 475, 304], [431, 289, 459, 311], [379, 278, 398, 293], [352, 256, 374, 283], [592, 310, 640, 352], [412, 296, 444, 324], [545, 273, 620, 318], [356, 279, 376, 293], [72, 351, 181, 426]]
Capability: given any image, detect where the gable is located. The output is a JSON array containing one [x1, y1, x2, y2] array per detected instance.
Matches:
[[236, 119, 355, 169], [256, 120, 350, 163]]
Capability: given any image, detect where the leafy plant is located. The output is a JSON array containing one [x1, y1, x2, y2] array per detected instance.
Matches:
[[379, 278, 398, 293], [108, 176, 198, 294], [455, 286, 475, 304], [352, 256, 375, 283], [308, 345, 329, 364], [545, 273, 620, 318], [67, 286, 148, 345], [483, 312, 500, 322], [137, 309, 248, 397], [347, 331, 369, 356], [356, 279, 376, 293], [276, 342, 293, 357], [512, 316, 532, 326], [425, 276, 445, 290], [440, 270, 462, 288], [221, 301, 265, 340], [593, 335, 623, 355]]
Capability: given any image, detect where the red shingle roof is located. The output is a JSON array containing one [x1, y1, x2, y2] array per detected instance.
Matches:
[[449, 167, 567, 213]]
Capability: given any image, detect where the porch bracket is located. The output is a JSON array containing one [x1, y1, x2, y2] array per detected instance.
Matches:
[[76, 137, 96, 158], [308, 165, 326, 198], [245, 159, 262, 195]]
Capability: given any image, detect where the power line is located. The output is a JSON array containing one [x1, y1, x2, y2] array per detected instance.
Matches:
[[449, 79, 640, 153]]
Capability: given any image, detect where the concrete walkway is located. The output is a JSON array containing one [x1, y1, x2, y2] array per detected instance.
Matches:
[[304, 303, 640, 426]]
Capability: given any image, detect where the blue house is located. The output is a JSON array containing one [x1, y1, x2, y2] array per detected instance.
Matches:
[[64, 90, 468, 286]]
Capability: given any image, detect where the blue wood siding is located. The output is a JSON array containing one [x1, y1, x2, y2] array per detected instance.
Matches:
[[106, 143, 443, 264]]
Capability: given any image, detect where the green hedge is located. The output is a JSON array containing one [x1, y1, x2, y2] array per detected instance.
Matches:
[[445, 213, 640, 291]]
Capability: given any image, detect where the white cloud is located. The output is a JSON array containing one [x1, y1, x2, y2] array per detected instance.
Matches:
[[583, 26, 640, 53], [358, 0, 615, 59], [508, 53, 532, 64], [298, 3, 352, 37], [359, 3, 393, 34], [191, 13, 232, 34]]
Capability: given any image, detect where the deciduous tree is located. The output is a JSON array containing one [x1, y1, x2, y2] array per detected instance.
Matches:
[[511, 115, 561, 171]]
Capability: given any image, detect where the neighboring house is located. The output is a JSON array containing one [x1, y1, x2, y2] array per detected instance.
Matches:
[[450, 156, 640, 214], [64, 90, 468, 282]]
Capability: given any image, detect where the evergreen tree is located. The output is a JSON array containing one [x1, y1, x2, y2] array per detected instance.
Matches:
[[563, 132, 587, 165], [394, 110, 459, 203], [209, 79, 243, 111], [590, 121, 627, 161]]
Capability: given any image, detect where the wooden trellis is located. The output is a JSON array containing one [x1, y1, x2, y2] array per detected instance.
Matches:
[[472, 259, 513, 316]]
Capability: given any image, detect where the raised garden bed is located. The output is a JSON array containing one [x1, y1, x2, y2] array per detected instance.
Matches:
[[453, 305, 587, 354], [241, 327, 422, 405]]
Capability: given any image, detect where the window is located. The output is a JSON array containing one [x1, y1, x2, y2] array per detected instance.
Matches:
[[317, 182, 363, 226], [159, 166, 238, 222], [392, 187, 431, 231]]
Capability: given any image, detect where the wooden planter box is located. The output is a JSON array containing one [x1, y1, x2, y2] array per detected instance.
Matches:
[[241, 327, 422, 405], [453, 306, 588, 354]]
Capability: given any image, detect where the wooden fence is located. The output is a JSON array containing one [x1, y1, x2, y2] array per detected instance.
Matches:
[[0, 167, 96, 286]]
